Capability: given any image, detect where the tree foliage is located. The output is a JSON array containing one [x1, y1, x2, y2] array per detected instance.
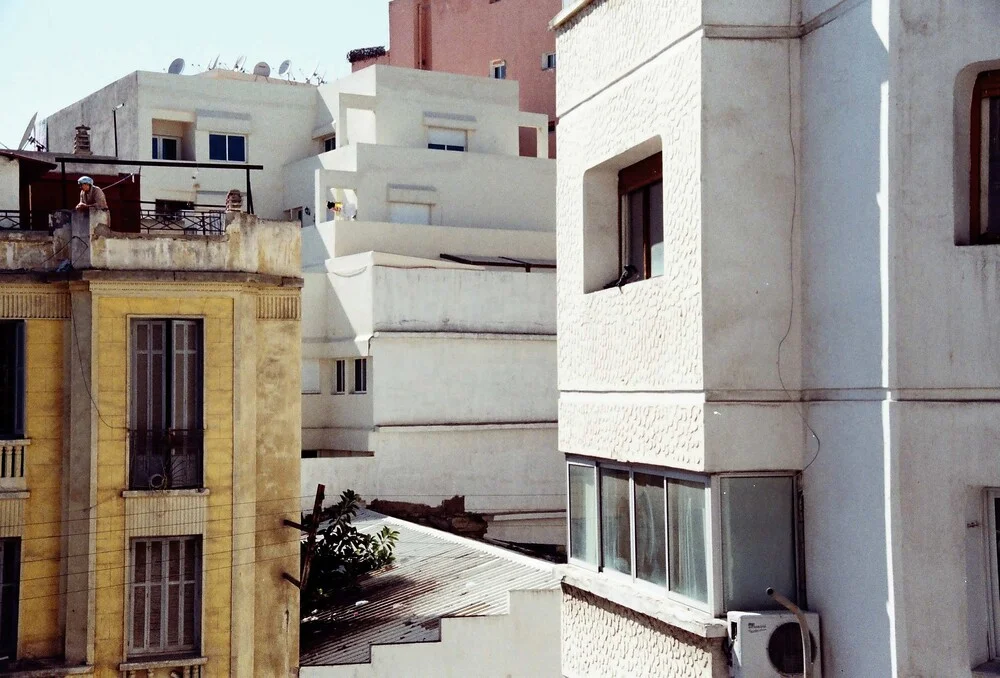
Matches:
[[303, 489, 399, 611]]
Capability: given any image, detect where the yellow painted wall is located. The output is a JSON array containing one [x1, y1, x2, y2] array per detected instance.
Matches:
[[20, 319, 66, 659], [93, 295, 235, 678], [254, 319, 301, 676]]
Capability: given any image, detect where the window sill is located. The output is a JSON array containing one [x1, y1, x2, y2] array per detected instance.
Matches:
[[974, 660, 1000, 677], [119, 656, 207, 672], [121, 488, 210, 498], [559, 565, 728, 639]]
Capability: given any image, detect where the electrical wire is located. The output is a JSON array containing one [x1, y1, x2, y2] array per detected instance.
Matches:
[[776, 0, 822, 474]]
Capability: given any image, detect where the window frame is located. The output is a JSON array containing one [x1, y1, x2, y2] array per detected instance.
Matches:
[[352, 358, 368, 394], [566, 457, 715, 614], [334, 359, 347, 395], [323, 135, 337, 153], [207, 133, 247, 163], [618, 153, 664, 282], [127, 318, 205, 491], [301, 359, 321, 395], [566, 458, 800, 617], [985, 488, 1000, 658], [0, 321, 25, 440], [491, 60, 507, 80], [127, 536, 202, 659], [543, 52, 557, 70], [152, 135, 181, 161]]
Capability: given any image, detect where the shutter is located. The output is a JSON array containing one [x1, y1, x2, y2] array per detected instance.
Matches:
[[427, 127, 466, 150], [166, 539, 181, 647], [0, 323, 23, 438], [131, 541, 148, 652], [12, 323, 23, 438], [169, 321, 202, 488], [148, 541, 164, 651]]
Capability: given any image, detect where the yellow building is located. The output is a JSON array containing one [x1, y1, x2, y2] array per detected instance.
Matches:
[[0, 199, 302, 677]]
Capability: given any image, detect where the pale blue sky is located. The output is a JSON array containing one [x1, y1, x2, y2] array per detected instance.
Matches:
[[0, 0, 390, 147]]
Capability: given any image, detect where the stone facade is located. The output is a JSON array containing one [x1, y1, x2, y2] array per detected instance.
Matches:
[[561, 586, 725, 678]]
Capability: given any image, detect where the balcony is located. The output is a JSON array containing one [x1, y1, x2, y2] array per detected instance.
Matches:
[[128, 429, 203, 491], [0, 440, 27, 491]]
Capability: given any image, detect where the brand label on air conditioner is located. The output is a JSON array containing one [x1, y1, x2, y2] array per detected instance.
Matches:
[[746, 622, 768, 634]]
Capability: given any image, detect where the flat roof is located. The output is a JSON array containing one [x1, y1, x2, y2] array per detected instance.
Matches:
[[299, 509, 558, 667]]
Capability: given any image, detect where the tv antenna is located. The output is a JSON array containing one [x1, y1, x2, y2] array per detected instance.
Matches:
[[253, 62, 271, 79], [233, 55, 247, 72], [208, 54, 220, 70], [17, 112, 37, 151], [279, 59, 292, 78], [167, 58, 186, 74], [317, 69, 328, 85]]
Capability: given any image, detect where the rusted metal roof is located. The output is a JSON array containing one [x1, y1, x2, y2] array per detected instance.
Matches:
[[299, 510, 559, 667]]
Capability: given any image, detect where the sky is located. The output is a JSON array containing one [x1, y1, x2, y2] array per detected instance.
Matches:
[[0, 0, 390, 148]]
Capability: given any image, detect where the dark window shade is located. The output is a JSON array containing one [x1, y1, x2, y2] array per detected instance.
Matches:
[[0, 539, 20, 658], [335, 360, 346, 394], [208, 134, 227, 161], [227, 135, 246, 163], [0, 322, 25, 439], [970, 71, 1000, 243], [161, 138, 178, 161], [129, 537, 200, 657]]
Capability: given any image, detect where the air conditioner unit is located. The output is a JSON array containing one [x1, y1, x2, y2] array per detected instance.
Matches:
[[727, 610, 822, 678]]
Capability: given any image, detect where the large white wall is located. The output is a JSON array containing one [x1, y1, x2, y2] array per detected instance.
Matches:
[[0, 158, 18, 210]]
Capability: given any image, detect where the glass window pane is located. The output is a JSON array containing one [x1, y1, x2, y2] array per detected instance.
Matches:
[[208, 134, 227, 161], [634, 473, 666, 586], [302, 360, 321, 394], [668, 478, 708, 602], [600, 468, 631, 575], [626, 190, 645, 277], [152, 137, 159, 159], [648, 181, 664, 278], [161, 138, 178, 161], [568, 465, 598, 564], [721, 476, 797, 611], [227, 135, 246, 162]]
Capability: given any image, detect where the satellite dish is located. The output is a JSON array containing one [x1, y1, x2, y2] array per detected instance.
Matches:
[[208, 53, 220, 70], [253, 62, 271, 77], [17, 112, 37, 151], [279, 59, 291, 76], [168, 58, 186, 74], [234, 55, 247, 72]]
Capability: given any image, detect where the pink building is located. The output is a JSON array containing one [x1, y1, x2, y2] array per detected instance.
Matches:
[[348, 0, 560, 157]]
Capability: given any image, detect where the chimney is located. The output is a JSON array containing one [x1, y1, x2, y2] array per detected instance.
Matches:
[[73, 125, 92, 156]]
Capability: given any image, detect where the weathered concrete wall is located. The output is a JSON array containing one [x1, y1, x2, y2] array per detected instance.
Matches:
[[45, 73, 140, 158], [561, 586, 726, 678], [300, 589, 561, 678], [0, 156, 18, 209]]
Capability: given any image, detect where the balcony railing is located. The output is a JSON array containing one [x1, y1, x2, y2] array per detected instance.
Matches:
[[139, 209, 224, 236], [128, 429, 203, 491], [0, 210, 52, 231], [0, 440, 26, 486]]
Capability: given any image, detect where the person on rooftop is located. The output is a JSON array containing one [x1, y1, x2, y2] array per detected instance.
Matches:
[[75, 176, 108, 211]]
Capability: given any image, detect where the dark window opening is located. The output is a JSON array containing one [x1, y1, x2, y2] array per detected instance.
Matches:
[[335, 360, 346, 394], [208, 133, 246, 162], [972, 71, 1000, 243], [0, 539, 20, 661], [324, 136, 337, 153], [129, 320, 204, 490], [619, 153, 663, 282], [0, 322, 25, 440], [353, 358, 367, 394], [427, 143, 465, 152]]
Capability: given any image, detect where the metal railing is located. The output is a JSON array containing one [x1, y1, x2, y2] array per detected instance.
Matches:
[[139, 209, 225, 235], [128, 429, 203, 490], [0, 210, 18, 230]]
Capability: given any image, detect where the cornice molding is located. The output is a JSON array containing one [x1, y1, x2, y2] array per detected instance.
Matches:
[[257, 292, 301, 320], [0, 290, 71, 319]]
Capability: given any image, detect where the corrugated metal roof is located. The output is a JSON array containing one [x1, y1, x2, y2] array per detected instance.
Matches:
[[299, 510, 559, 667]]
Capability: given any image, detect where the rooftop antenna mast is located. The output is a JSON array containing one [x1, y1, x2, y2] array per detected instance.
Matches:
[[208, 53, 221, 70], [233, 56, 247, 72]]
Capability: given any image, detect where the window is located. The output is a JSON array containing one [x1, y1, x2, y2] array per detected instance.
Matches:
[[324, 135, 337, 153], [129, 537, 200, 658], [129, 320, 203, 490], [389, 202, 432, 225], [302, 359, 321, 394], [972, 71, 1000, 243], [152, 136, 180, 160], [491, 60, 507, 80], [301, 450, 319, 459], [542, 52, 557, 70], [567, 460, 799, 613], [721, 476, 797, 610], [208, 133, 246, 162], [985, 489, 1000, 656], [0, 539, 19, 659], [335, 359, 347, 394], [0, 322, 24, 440], [352, 358, 368, 394], [619, 153, 664, 282], [427, 127, 467, 152]]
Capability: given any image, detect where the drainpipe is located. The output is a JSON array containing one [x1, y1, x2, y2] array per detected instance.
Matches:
[[767, 587, 814, 678]]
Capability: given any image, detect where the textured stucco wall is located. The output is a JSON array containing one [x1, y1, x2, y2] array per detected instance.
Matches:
[[561, 586, 725, 678]]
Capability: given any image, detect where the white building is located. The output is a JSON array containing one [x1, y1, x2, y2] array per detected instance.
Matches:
[[554, 0, 1000, 675], [294, 66, 563, 546], [44, 64, 564, 547]]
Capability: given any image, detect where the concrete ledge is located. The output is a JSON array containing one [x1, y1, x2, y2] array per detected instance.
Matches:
[[119, 656, 207, 672], [549, 0, 597, 30], [559, 566, 728, 639]]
